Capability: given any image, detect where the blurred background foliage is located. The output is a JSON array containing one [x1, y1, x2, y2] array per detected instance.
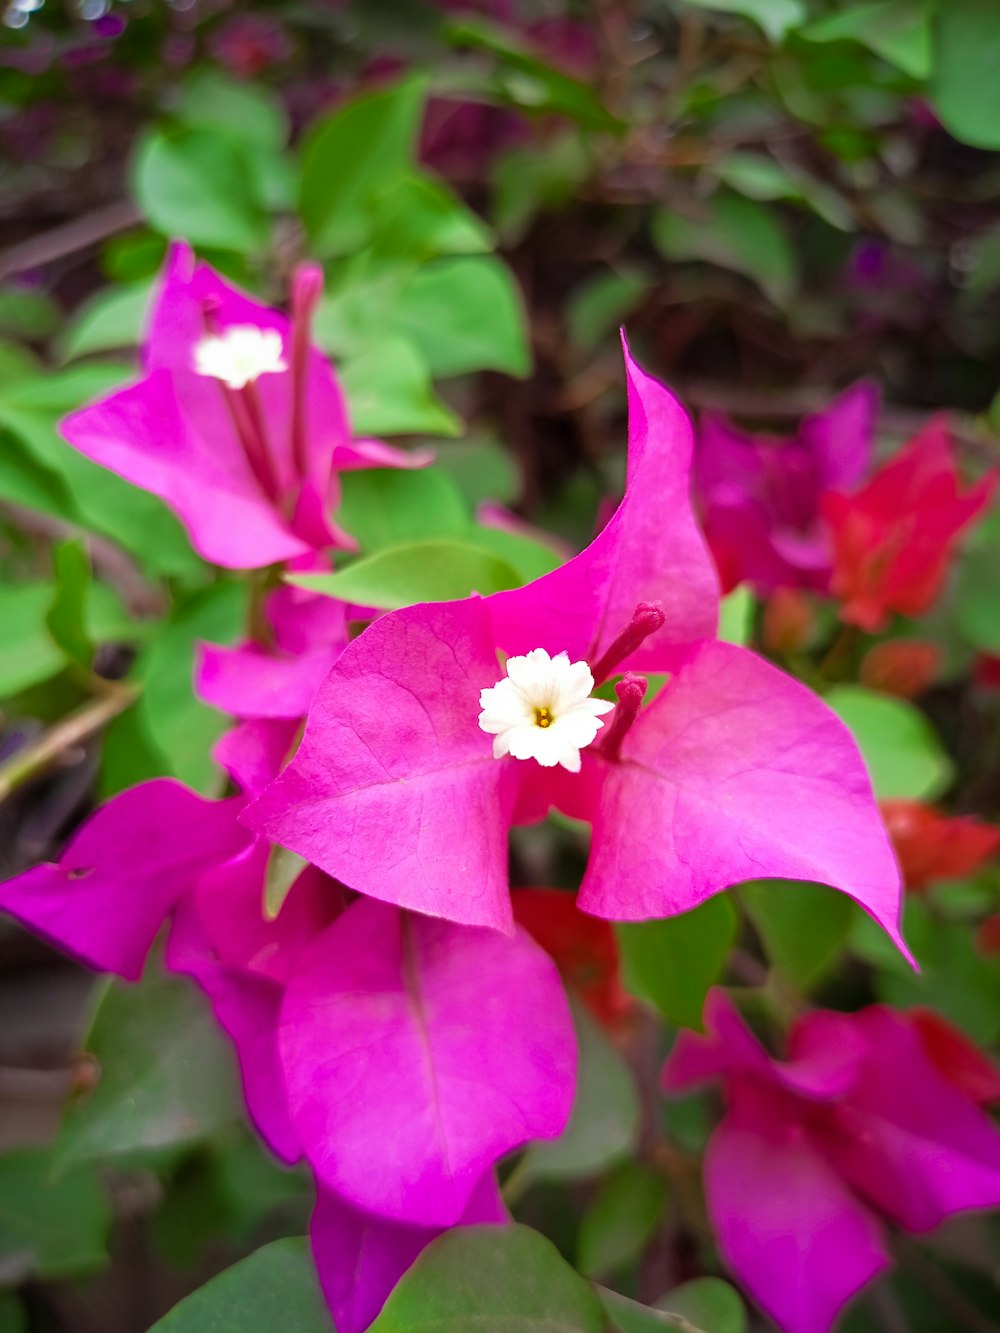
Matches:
[[1, 1, 999, 1331]]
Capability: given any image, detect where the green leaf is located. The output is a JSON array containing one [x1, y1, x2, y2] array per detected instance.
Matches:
[[396, 255, 531, 378], [134, 128, 270, 253], [149, 1238, 330, 1333], [337, 467, 470, 552], [718, 586, 754, 647], [445, 19, 623, 133], [0, 427, 75, 517], [519, 1002, 639, 1182], [598, 1288, 707, 1332], [801, 1, 933, 79], [954, 506, 1000, 653], [567, 267, 649, 354], [102, 230, 168, 284], [657, 1278, 748, 1333], [678, 0, 806, 43], [652, 193, 797, 306], [131, 581, 247, 794], [370, 175, 493, 260], [714, 153, 854, 231], [98, 701, 170, 799], [314, 251, 417, 358], [264, 844, 310, 920], [0, 1148, 111, 1281], [340, 336, 461, 437], [433, 435, 518, 508], [57, 970, 241, 1172], [175, 69, 288, 152], [826, 685, 954, 800], [299, 77, 426, 256], [47, 539, 93, 671], [0, 339, 40, 383], [932, 1, 1000, 149], [0, 366, 201, 579], [58, 281, 152, 361], [577, 1162, 668, 1279], [616, 896, 737, 1030], [740, 880, 855, 989], [0, 583, 66, 696], [467, 523, 564, 583], [369, 1224, 605, 1332], [0, 1295, 25, 1333], [0, 285, 59, 340], [855, 898, 1000, 1044], [289, 539, 521, 610], [492, 133, 590, 245]]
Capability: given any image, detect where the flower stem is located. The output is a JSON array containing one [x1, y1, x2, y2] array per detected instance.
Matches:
[[0, 683, 138, 804]]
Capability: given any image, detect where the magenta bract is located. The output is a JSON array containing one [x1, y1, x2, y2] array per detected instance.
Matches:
[[662, 990, 1000, 1333], [279, 897, 576, 1225], [0, 779, 248, 980], [311, 1173, 507, 1333], [694, 382, 878, 594], [245, 346, 905, 955], [60, 243, 424, 569]]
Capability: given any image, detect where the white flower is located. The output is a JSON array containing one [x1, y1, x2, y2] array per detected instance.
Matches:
[[478, 648, 615, 773], [193, 325, 287, 390]]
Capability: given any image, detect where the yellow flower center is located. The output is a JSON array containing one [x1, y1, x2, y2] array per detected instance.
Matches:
[[534, 706, 553, 729]]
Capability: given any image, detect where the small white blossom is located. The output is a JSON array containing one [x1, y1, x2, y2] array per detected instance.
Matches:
[[478, 648, 614, 773], [193, 325, 287, 390]]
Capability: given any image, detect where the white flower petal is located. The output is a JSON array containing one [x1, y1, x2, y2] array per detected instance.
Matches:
[[477, 646, 613, 771], [193, 325, 287, 390]]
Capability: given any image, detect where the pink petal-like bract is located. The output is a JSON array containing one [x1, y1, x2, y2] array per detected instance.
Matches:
[[311, 1174, 506, 1333], [247, 596, 516, 930], [805, 1007, 1000, 1231], [279, 899, 576, 1225], [165, 857, 341, 1164], [245, 343, 903, 955], [60, 243, 416, 569], [169, 895, 299, 1164], [663, 990, 1000, 1333], [576, 638, 908, 954], [705, 1079, 889, 1333], [489, 334, 719, 669], [0, 780, 249, 980], [694, 381, 877, 594]]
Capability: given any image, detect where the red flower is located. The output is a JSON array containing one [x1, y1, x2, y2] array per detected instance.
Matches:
[[909, 1008, 1000, 1105], [822, 419, 996, 632], [512, 888, 634, 1029], [881, 799, 1000, 891]]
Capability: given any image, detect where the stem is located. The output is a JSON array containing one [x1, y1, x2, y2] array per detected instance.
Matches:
[[0, 684, 138, 804], [818, 623, 862, 682]]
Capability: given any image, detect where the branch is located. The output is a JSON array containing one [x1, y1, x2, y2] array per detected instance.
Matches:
[[0, 200, 142, 282], [0, 684, 138, 804]]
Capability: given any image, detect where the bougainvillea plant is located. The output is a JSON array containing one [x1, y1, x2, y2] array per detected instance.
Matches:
[[2, 9, 1000, 1333]]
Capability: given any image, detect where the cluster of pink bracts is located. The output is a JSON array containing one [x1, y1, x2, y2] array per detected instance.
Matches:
[[2, 246, 999, 1333]]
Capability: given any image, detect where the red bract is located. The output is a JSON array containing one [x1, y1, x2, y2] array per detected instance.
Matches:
[[880, 799, 1000, 891], [822, 419, 997, 632], [908, 1009, 1000, 1105], [512, 888, 633, 1029], [859, 640, 940, 698]]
